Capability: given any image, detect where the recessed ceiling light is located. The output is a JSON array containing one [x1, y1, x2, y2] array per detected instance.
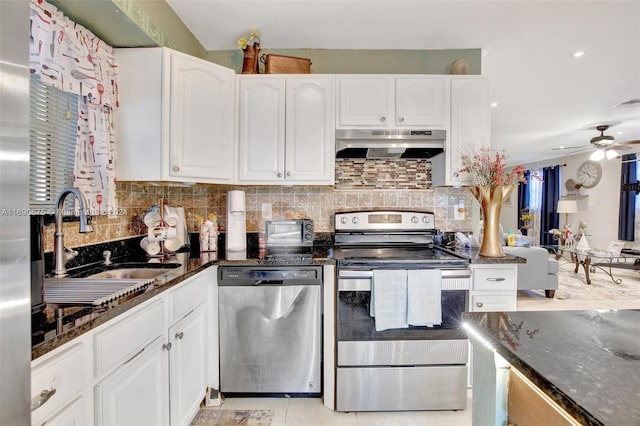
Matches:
[[490, 102, 498, 108], [573, 50, 585, 58]]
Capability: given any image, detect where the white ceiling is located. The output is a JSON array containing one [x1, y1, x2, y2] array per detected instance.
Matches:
[[166, 0, 640, 165]]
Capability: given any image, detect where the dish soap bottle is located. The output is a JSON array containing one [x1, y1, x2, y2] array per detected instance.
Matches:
[[507, 230, 517, 247]]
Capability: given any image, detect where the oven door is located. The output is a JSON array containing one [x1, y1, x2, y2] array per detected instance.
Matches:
[[337, 268, 470, 340], [335, 267, 470, 411]]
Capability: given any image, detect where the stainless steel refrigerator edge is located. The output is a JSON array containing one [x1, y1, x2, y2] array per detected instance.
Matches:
[[0, 0, 31, 424]]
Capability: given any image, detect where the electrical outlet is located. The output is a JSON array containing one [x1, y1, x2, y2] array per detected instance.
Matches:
[[261, 203, 272, 220]]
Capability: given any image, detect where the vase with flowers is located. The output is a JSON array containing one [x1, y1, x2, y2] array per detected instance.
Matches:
[[458, 147, 530, 257], [238, 29, 261, 74]]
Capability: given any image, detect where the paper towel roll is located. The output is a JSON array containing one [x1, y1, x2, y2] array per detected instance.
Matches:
[[228, 190, 245, 212]]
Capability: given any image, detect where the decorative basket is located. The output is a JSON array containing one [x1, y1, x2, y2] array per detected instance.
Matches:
[[260, 54, 311, 74]]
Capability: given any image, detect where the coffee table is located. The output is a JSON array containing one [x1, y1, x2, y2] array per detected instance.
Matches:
[[541, 245, 639, 285]]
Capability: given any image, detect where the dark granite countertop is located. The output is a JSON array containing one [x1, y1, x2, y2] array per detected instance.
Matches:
[[32, 252, 217, 360], [32, 251, 335, 360], [443, 246, 525, 264], [463, 310, 640, 425]]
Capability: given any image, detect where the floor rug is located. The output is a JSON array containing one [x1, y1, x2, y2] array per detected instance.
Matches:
[[191, 409, 274, 426], [555, 260, 640, 300]]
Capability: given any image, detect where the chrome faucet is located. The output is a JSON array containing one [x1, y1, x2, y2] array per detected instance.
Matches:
[[54, 188, 93, 277]]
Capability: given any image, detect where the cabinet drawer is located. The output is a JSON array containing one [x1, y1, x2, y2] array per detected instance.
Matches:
[[471, 294, 516, 312], [473, 267, 516, 291], [31, 343, 86, 424], [168, 275, 205, 323], [35, 396, 88, 426], [93, 299, 165, 378]]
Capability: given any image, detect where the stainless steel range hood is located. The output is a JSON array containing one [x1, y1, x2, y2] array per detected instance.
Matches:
[[336, 129, 446, 159]]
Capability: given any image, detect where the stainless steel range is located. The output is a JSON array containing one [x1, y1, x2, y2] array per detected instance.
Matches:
[[333, 210, 471, 412]]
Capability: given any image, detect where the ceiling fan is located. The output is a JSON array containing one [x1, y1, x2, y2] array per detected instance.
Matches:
[[553, 121, 640, 160]]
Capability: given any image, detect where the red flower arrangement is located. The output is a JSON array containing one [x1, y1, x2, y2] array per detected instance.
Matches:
[[458, 147, 529, 187]]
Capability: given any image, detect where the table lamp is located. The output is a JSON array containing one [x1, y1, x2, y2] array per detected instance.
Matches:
[[557, 199, 578, 229]]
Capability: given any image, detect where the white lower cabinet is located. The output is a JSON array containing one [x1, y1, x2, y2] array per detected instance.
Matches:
[[469, 264, 517, 312], [169, 304, 206, 426], [468, 263, 518, 388], [94, 337, 170, 426], [31, 341, 92, 426], [33, 267, 215, 426]]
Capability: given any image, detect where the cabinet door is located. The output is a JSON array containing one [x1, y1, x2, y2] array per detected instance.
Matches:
[[169, 51, 234, 182], [94, 337, 170, 426], [395, 77, 449, 127], [31, 342, 88, 426], [238, 78, 286, 182], [285, 78, 335, 183], [169, 304, 207, 426], [337, 76, 391, 127], [448, 77, 490, 185]]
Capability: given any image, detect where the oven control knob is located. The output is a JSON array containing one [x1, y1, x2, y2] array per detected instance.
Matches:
[[411, 216, 419, 223], [340, 217, 348, 224], [422, 216, 431, 223], [352, 217, 359, 224]]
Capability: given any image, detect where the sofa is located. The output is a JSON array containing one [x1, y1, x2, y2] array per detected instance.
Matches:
[[503, 246, 559, 298]]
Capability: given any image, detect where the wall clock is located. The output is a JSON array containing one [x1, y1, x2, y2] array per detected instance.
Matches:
[[577, 161, 602, 188]]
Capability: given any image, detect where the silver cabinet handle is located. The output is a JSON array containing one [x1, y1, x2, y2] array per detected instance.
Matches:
[[172, 166, 180, 172], [486, 277, 506, 282], [175, 331, 184, 340], [277, 172, 283, 177], [123, 347, 145, 365], [380, 116, 386, 122], [286, 171, 291, 177], [476, 302, 484, 308], [162, 342, 172, 351], [31, 388, 56, 411], [453, 172, 459, 178], [398, 117, 405, 122]]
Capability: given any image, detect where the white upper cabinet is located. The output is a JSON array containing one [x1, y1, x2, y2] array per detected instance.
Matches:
[[114, 47, 235, 183], [238, 75, 335, 185], [432, 76, 490, 186], [336, 75, 449, 128]]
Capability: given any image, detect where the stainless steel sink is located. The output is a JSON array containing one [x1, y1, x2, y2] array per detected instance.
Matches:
[[86, 268, 172, 280]]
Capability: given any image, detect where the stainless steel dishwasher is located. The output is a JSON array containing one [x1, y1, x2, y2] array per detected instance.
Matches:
[[218, 265, 322, 395]]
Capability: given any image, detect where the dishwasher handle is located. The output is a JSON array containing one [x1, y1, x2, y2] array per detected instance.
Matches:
[[254, 280, 284, 286]]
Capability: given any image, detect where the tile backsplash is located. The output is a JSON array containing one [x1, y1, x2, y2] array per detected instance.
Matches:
[[335, 159, 432, 189], [43, 182, 476, 252]]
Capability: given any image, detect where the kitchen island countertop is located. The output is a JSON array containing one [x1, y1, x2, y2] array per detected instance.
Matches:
[[463, 309, 640, 425]]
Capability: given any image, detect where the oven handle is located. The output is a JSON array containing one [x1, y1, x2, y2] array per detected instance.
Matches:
[[338, 269, 471, 279]]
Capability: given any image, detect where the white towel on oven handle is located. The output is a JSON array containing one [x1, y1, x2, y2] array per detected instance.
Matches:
[[407, 269, 442, 327], [371, 269, 408, 331]]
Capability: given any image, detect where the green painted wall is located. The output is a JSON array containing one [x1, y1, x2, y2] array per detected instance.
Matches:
[[207, 48, 481, 75], [49, 1, 481, 74]]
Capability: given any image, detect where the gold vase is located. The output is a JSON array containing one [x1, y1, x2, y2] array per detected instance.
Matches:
[[468, 185, 516, 258]]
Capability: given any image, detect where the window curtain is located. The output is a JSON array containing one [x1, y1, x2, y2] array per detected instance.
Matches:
[[517, 170, 531, 233], [618, 154, 636, 241], [539, 166, 561, 245], [29, 0, 118, 215]]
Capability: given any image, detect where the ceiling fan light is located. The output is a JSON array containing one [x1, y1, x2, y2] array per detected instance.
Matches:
[[606, 149, 618, 160], [590, 149, 605, 161]]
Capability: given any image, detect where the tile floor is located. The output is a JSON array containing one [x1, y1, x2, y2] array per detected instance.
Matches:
[[205, 266, 640, 426]]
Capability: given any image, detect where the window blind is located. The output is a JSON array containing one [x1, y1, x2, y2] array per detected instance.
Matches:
[[29, 74, 78, 212]]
